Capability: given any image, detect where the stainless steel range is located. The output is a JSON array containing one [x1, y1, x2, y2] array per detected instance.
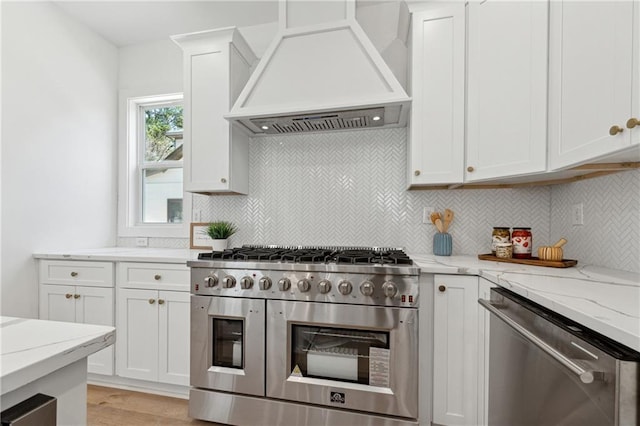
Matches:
[[187, 245, 420, 426]]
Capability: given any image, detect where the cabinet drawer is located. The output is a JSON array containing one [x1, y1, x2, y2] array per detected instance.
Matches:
[[39, 260, 114, 287], [118, 262, 189, 291]]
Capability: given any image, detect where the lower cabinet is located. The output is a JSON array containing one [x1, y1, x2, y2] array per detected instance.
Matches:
[[432, 275, 496, 426], [116, 288, 190, 386], [39, 284, 114, 375]]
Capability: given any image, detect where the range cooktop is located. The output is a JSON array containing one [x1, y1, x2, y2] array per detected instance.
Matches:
[[197, 245, 412, 265]]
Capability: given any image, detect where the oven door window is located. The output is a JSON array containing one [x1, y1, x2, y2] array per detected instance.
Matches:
[[291, 325, 390, 386], [212, 318, 243, 369]]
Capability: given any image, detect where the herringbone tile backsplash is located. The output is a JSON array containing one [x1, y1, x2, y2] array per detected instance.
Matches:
[[196, 128, 551, 256], [125, 128, 639, 273]]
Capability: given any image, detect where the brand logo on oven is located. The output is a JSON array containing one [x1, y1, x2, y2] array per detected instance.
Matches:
[[330, 391, 346, 404]]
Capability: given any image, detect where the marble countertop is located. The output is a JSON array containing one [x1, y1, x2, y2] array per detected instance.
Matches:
[[412, 254, 640, 352], [31, 247, 640, 352], [0, 317, 115, 395], [33, 247, 200, 263]]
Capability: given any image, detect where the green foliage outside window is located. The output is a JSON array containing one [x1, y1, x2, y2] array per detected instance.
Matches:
[[145, 106, 183, 162]]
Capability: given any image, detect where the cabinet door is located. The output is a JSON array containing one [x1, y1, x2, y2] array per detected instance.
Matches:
[[76, 286, 115, 375], [433, 275, 479, 426], [158, 291, 190, 386], [117, 288, 159, 381], [185, 51, 231, 193], [476, 279, 498, 426], [548, 1, 635, 169], [466, 1, 547, 181], [39, 284, 76, 323], [409, 4, 465, 185]]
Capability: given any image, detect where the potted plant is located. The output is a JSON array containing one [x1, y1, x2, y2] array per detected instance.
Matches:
[[205, 221, 237, 252]]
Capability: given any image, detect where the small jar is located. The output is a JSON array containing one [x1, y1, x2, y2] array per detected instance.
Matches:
[[512, 227, 533, 258], [495, 242, 513, 259], [491, 227, 511, 254]]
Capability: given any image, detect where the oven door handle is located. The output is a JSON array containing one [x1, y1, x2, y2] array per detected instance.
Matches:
[[478, 299, 603, 384]]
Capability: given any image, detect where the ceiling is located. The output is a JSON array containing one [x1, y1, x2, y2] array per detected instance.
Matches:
[[52, 1, 280, 47]]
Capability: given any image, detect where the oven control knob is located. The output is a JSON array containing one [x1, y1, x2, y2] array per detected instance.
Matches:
[[338, 280, 353, 295], [318, 280, 332, 294], [259, 277, 272, 290], [240, 276, 254, 289], [360, 281, 374, 296], [222, 275, 236, 288], [382, 281, 398, 299], [278, 278, 291, 292], [204, 275, 218, 288], [297, 279, 311, 293]]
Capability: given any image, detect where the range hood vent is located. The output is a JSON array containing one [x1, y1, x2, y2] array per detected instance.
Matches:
[[251, 108, 385, 134], [226, 0, 410, 136]]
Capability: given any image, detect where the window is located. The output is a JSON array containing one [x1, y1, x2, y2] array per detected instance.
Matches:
[[119, 92, 191, 237]]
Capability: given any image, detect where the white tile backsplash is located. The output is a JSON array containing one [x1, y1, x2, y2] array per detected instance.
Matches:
[[123, 128, 639, 273]]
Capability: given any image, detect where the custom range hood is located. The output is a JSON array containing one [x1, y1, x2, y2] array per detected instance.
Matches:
[[225, 0, 411, 135]]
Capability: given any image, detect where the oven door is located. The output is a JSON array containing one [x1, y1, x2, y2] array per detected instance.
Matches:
[[191, 295, 265, 396], [266, 300, 418, 419]]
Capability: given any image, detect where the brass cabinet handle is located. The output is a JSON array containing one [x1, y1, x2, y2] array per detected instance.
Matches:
[[148, 298, 156, 304], [70, 271, 78, 277], [221, 178, 227, 183], [627, 118, 639, 129], [438, 285, 446, 292], [154, 274, 161, 281], [65, 293, 73, 299], [74, 294, 80, 299], [609, 125, 624, 135], [467, 166, 475, 172], [414, 170, 421, 176], [158, 299, 165, 305]]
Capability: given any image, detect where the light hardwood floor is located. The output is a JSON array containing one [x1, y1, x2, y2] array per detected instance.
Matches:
[[87, 385, 219, 426]]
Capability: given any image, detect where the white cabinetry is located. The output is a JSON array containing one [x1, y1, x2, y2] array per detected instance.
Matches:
[[548, 1, 640, 169], [39, 260, 114, 375], [466, 1, 548, 181], [409, 4, 465, 186], [116, 263, 190, 386], [172, 28, 256, 194], [432, 275, 479, 426], [476, 278, 497, 426]]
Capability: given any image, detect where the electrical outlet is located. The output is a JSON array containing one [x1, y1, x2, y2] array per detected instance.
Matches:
[[193, 209, 202, 222], [135, 237, 148, 247], [571, 203, 584, 226], [422, 207, 435, 224]]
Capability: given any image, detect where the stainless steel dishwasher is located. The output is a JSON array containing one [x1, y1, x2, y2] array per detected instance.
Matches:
[[479, 288, 639, 426]]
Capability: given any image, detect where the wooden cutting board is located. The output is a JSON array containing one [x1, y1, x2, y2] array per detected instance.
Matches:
[[478, 254, 578, 268]]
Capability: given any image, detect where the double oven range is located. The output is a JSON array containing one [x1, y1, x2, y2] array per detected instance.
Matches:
[[187, 245, 420, 426]]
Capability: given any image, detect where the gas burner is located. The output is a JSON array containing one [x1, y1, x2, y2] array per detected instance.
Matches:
[[333, 249, 413, 265]]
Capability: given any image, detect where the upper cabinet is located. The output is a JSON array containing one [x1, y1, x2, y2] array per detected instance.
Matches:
[[409, 4, 465, 186], [548, 1, 639, 169], [465, 0, 548, 182], [172, 28, 256, 194]]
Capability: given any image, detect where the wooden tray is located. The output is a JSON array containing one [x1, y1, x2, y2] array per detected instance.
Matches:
[[477, 254, 578, 268]]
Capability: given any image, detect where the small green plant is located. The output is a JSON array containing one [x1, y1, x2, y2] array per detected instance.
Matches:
[[204, 221, 237, 240]]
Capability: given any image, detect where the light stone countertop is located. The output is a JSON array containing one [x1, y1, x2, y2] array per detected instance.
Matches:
[[411, 254, 640, 352], [32, 247, 640, 352], [0, 317, 115, 395]]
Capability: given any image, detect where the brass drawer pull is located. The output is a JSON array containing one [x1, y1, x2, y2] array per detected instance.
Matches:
[[627, 118, 639, 129], [149, 298, 156, 304], [438, 285, 446, 292], [154, 274, 161, 281], [65, 293, 73, 299], [414, 170, 421, 176], [158, 299, 165, 305], [70, 271, 78, 277], [609, 125, 624, 135], [467, 166, 475, 172], [74, 294, 80, 299]]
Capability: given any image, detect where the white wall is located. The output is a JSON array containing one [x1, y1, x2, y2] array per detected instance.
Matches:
[[1, 1, 118, 317]]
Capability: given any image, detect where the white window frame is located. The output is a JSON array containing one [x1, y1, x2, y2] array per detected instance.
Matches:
[[118, 90, 191, 238]]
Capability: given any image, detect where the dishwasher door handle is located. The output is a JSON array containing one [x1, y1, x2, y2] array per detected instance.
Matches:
[[479, 299, 603, 384]]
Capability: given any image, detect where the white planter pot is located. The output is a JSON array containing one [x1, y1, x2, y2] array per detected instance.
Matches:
[[211, 239, 229, 252]]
